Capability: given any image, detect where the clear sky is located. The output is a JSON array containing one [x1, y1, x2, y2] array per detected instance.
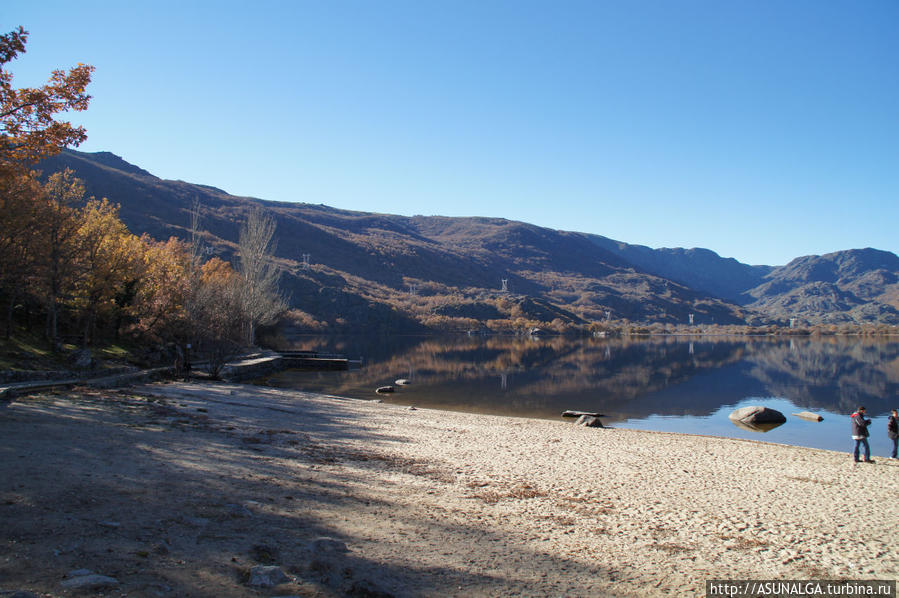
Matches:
[[5, 0, 898, 266]]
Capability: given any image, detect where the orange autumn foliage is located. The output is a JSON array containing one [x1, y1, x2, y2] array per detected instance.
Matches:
[[0, 27, 94, 176]]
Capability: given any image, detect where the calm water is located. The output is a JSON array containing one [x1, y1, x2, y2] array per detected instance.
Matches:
[[258, 335, 899, 455]]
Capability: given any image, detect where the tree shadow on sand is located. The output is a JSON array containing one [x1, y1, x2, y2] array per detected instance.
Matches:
[[0, 382, 623, 597]]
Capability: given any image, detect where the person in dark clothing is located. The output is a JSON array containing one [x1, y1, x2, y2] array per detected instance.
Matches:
[[850, 406, 874, 463], [888, 409, 898, 460]]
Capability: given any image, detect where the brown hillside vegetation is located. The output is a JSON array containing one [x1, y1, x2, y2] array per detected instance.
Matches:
[[37, 150, 899, 333]]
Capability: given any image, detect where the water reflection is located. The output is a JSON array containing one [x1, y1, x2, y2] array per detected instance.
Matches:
[[730, 420, 784, 434], [259, 335, 899, 453]]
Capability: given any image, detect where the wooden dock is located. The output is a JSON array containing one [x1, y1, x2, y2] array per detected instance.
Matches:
[[220, 350, 359, 381], [278, 351, 350, 371], [277, 350, 354, 371]]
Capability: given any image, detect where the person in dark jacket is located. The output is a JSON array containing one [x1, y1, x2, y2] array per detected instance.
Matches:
[[850, 406, 874, 463], [888, 408, 898, 460]]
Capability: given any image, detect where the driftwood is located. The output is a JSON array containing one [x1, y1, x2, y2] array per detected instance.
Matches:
[[562, 410, 605, 418], [792, 411, 824, 422]]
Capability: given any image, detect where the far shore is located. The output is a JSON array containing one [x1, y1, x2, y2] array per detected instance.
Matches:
[[2, 380, 898, 597]]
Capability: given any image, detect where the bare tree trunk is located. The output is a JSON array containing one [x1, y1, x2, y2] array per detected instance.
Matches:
[[237, 207, 285, 346], [4, 291, 15, 339], [46, 258, 59, 345]]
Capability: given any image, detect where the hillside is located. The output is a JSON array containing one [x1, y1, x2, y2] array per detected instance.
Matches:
[[37, 150, 899, 331], [587, 237, 773, 304], [746, 249, 899, 325]]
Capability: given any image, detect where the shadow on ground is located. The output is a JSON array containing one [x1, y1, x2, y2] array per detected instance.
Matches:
[[0, 382, 619, 597]]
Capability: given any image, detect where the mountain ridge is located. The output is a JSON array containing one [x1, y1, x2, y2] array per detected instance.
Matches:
[[37, 150, 899, 330]]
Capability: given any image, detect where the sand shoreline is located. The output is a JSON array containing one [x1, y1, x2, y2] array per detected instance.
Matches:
[[2, 381, 898, 596]]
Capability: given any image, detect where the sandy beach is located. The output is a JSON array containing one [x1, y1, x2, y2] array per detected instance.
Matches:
[[2, 381, 898, 597]]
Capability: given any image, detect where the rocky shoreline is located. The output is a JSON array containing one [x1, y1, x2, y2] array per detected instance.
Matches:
[[2, 381, 897, 596]]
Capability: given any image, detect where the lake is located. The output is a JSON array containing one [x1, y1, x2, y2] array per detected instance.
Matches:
[[258, 335, 899, 456]]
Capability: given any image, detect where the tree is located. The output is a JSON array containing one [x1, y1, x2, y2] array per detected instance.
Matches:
[[0, 171, 41, 337], [36, 168, 85, 344], [1, 27, 94, 175], [237, 207, 285, 345], [73, 198, 141, 345], [0, 26, 94, 342], [181, 204, 257, 374], [129, 236, 191, 342], [192, 258, 244, 376]]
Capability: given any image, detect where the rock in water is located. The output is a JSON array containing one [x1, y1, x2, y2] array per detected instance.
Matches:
[[729, 406, 786, 425]]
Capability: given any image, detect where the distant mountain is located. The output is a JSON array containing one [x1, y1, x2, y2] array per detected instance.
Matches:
[[37, 150, 899, 330], [745, 249, 899, 325], [587, 237, 773, 303]]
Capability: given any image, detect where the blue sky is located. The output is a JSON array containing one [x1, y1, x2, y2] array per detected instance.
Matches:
[[5, 0, 898, 266]]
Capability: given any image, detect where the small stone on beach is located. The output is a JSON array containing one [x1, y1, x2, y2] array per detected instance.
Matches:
[[575, 415, 604, 428], [60, 570, 119, 590], [248, 564, 290, 588]]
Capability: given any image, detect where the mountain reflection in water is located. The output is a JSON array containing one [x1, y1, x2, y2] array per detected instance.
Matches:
[[259, 335, 899, 454]]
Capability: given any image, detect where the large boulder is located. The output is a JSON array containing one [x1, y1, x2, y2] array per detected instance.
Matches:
[[729, 406, 786, 432], [729, 406, 786, 425]]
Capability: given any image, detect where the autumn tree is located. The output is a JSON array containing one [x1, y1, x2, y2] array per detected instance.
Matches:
[[36, 168, 86, 343], [0, 26, 94, 342], [128, 236, 191, 342], [1, 26, 94, 176], [73, 198, 142, 344], [0, 171, 41, 336], [237, 207, 286, 345]]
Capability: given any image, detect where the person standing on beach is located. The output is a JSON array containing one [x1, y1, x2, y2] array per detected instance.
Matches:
[[851, 406, 874, 463], [887, 409, 898, 460]]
